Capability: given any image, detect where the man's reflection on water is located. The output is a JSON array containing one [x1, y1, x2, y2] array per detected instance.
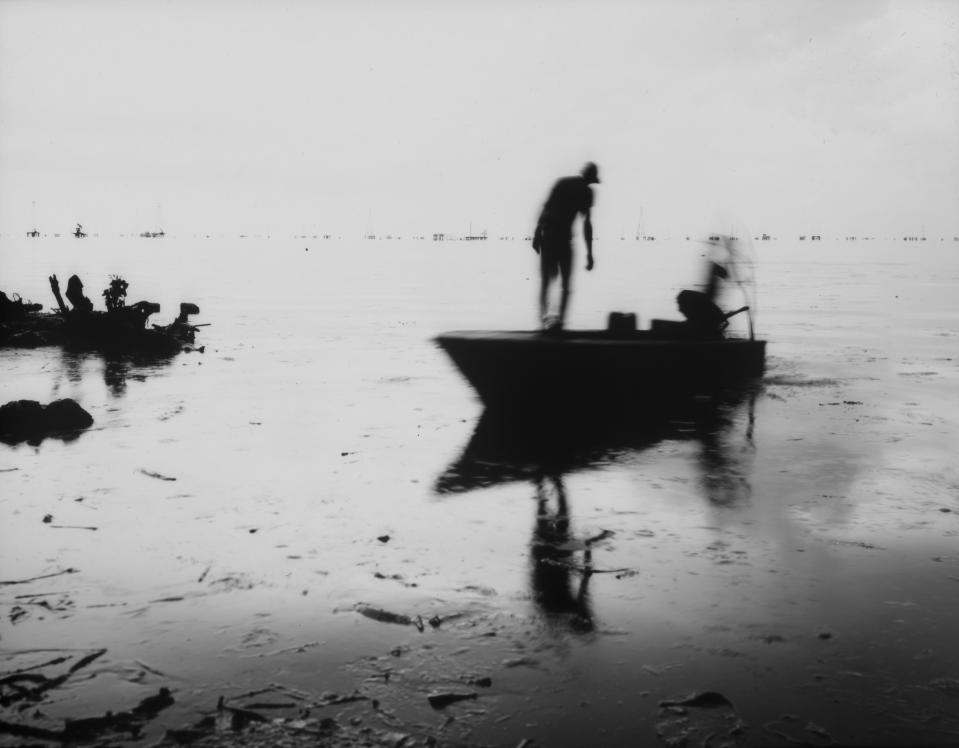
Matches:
[[435, 385, 760, 634], [531, 473, 595, 634]]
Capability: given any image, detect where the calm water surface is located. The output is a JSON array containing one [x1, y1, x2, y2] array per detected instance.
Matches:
[[1, 235, 958, 746]]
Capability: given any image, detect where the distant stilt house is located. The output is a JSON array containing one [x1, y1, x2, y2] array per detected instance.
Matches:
[[463, 223, 487, 241], [433, 233, 445, 241]]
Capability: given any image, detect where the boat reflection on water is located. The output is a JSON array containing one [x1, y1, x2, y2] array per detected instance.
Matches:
[[435, 384, 760, 635]]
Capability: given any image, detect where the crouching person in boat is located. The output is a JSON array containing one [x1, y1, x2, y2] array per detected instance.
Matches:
[[676, 261, 731, 339], [675, 242, 749, 339]]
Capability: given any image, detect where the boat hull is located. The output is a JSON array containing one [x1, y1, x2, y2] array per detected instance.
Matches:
[[435, 330, 766, 414], [1, 312, 189, 355]]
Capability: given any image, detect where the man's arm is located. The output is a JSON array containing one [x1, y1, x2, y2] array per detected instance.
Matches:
[[532, 218, 543, 254], [583, 210, 594, 271]]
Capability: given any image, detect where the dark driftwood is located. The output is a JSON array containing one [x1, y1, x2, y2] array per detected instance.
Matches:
[[0, 568, 79, 586], [48, 275, 67, 313]]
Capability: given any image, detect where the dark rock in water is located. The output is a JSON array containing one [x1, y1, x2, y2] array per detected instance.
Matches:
[[44, 399, 95, 433], [0, 398, 94, 444], [0, 400, 45, 439]]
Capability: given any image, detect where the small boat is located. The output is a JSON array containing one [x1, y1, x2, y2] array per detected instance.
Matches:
[[1, 305, 200, 355], [58, 307, 197, 355], [437, 236, 766, 414], [1, 275, 202, 356], [436, 325, 765, 414]]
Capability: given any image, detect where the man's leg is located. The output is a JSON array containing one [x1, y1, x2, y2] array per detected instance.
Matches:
[[540, 248, 558, 327], [557, 248, 572, 327], [539, 271, 550, 325]]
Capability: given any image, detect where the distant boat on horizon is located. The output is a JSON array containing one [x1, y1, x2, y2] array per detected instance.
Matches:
[[140, 204, 165, 237], [365, 208, 376, 239], [73, 223, 87, 238]]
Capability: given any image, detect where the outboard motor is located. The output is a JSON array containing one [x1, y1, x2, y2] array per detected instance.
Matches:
[[129, 301, 162, 328], [175, 302, 200, 325]]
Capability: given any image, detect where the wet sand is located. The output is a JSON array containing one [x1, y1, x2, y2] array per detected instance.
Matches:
[[2, 237, 958, 746]]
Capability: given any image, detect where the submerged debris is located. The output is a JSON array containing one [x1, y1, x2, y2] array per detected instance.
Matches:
[[0, 568, 78, 586], [427, 691, 477, 709], [656, 691, 746, 747], [140, 468, 177, 481], [354, 603, 414, 627], [2, 276, 203, 354], [659, 691, 735, 710], [62, 688, 175, 740], [763, 717, 834, 746], [0, 652, 175, 743], [465, 676, 492, 688]]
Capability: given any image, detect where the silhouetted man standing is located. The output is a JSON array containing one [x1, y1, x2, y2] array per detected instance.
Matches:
[[532, 162, 599, 330]]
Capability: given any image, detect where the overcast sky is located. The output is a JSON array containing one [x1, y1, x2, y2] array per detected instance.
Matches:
[[1, 0, 957, 238]]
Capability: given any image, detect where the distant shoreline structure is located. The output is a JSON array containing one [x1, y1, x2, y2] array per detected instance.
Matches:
[[6, 230, 959, 242]]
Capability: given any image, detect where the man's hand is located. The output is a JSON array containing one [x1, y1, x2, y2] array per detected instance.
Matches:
[[586, 256, 594, 271]]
